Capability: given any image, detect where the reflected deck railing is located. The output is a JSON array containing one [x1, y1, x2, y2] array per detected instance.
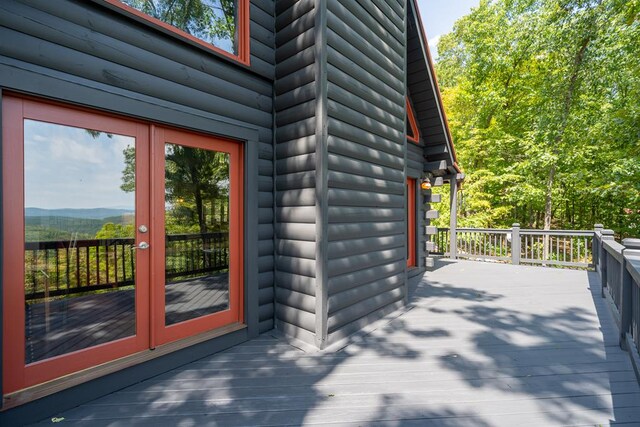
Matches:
[[24, 232, 229, 301]]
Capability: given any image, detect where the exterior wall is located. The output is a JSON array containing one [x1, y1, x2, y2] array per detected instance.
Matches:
[[0, 0, 275, 333], [407, 143, 427, 276], [273, 0, 414, 348], [0, 0, 274, 420], [324, 0, 408, 344], [273, 0, 320, 346]]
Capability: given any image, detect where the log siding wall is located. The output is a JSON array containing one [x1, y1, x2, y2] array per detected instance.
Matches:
[[0, 0, 275, 344], [274, 0, 319, 345], [325, 0, 408, 344]]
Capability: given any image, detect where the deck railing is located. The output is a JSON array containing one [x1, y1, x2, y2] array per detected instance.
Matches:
[[429, 223, 640, 381], [430, 224, 594, 268], [593, 230, 640, 365], [25, 232, 229, 301]]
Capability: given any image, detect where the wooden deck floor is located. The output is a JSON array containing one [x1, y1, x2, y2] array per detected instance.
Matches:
[[35, 260, 640, 426]]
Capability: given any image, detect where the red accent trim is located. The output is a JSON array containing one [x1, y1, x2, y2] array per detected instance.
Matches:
[[152, 128, 244, 346], [410, 0, 461, 172], [101, 0, 251, 66], [406, 97, 421, 144], [407, 179, 417, 267]]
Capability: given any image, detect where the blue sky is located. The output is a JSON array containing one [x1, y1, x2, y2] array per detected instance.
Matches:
[[417, 0, 480, 58], [24, 120, 135, 210]]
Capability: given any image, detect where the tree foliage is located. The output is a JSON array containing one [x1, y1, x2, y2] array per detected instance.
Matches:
[[122, 0, 238, 53], [434, 0, 640, 237]]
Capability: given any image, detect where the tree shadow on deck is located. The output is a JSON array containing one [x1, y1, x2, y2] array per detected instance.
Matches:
[[41, 282, 499, 425], [43, 328, 496, 426], [424, 262, 639, 425]]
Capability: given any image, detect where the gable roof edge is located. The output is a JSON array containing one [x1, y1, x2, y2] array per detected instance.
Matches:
[[408, 0, 461, 174]]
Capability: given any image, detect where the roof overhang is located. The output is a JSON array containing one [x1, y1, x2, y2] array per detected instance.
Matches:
[[407, 0, 461, 177]]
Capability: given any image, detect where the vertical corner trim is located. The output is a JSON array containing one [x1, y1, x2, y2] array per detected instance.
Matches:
[[314, 0, 329, 349]]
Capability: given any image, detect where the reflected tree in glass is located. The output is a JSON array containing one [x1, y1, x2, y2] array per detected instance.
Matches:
[[121, 0, 239, 54]]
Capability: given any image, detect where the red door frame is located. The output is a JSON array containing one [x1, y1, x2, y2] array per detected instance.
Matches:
[[407, 178, 417, 267], [151, 127, 243, 347], [2, 96, 151, 393], [2, 95, 244, 394]]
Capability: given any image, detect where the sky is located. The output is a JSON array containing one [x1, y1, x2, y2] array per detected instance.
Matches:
[[24, 120, 135, 210], [416, 0, 480, 58]]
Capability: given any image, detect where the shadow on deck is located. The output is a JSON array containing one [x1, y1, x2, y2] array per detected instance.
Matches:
[[36, 260, 640, 426]]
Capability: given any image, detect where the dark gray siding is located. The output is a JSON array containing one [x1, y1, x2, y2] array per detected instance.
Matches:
[[324, 0, 407, 344], [273, 0, 319, 345], [0, 0, 275, 332]]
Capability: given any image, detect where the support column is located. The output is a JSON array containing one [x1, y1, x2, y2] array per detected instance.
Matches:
[[449, 175, 458, 260]]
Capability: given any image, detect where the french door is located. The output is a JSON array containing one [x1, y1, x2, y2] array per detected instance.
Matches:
[[2, 96, 243, 394]]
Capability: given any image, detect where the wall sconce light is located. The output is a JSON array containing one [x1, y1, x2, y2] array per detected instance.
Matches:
[[420, 178, 432, 190]]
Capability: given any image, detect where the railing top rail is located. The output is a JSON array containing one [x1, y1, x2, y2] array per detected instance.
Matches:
[[520, 229, 594, 236], [625, 251, 640, 285], [456, 228, 511, 233], [603, 239, 626, 262]]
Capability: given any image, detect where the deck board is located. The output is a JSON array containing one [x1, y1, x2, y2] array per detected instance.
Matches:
[[33, 260, 640, 426]]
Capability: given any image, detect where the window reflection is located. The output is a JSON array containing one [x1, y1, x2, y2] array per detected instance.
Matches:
[[24, 120, 136, 364], [164, 143, 231, 325], [120, 0, 239, 55]]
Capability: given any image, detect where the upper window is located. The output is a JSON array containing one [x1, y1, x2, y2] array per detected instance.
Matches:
[[406, 97, 421, 144], [104, 0, 250, 64]]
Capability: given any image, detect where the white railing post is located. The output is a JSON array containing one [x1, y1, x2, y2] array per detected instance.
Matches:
[[511, 223, 520, 265], [593, 224, 603, 271]]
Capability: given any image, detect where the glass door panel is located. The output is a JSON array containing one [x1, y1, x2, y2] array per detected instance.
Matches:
[[23, 120, 138, 363], [3, 96, 150, 394], [152, 128, 242, 346], [163, 144, 231, 325]]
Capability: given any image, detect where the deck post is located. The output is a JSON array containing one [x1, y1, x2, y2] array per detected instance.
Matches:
[[449, 175, 458, 260], [511, 223, 520, 265], [620, 239, 640, 350], [593, 224, 603, 271], [600, 229, 615, 297]]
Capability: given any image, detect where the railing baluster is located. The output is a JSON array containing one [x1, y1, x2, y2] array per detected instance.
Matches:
[[130, 243, 135, 284], [65, 246, 70, 290], [105, 243, 110, 285], [121, 242, 126, 285], [74, 244, 80, 288], [86, 246, 90, 288], [55, 247, 60, 291], [114, 243, 119, 286], [96, 245, 101, 285]]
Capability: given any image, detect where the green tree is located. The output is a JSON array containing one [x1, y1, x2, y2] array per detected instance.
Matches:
[[120, 144, 230, 234], [434, 0, 640, 238]]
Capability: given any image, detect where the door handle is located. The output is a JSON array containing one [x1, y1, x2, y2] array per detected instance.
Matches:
[[132, 241, 150, 250]]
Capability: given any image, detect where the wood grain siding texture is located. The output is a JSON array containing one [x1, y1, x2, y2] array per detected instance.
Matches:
[[274, 0, 319, 344], [0, 0, 276, 332], [325, 0, 406, 342]]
